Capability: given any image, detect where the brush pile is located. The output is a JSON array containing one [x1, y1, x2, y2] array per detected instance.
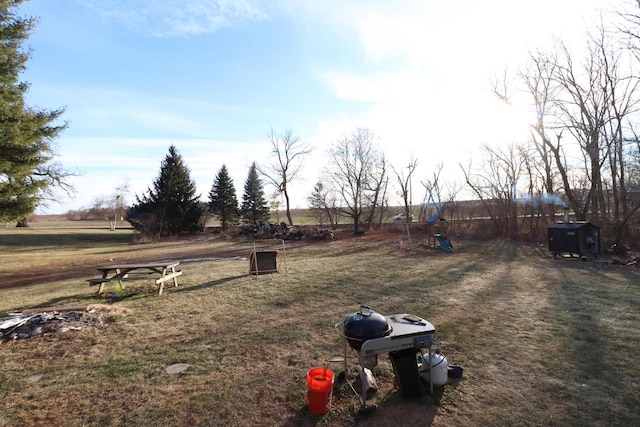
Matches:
[[0, 304, 129, 341]]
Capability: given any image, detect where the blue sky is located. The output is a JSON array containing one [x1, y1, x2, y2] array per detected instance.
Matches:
[[19, 0, 619, 214]]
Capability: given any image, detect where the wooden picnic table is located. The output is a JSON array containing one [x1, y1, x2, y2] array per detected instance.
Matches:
[[87, 261, 182, 296]]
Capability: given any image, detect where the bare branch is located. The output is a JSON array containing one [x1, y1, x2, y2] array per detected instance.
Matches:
[[257, 127, 313, 225]]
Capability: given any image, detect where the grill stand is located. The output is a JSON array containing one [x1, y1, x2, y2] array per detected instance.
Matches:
[[336, 314, 436, 412]]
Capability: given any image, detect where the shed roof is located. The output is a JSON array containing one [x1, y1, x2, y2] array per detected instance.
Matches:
[[548, 221, 599, 230]]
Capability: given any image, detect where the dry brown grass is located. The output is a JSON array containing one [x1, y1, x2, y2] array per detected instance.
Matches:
[[0, 228, 639, 426]]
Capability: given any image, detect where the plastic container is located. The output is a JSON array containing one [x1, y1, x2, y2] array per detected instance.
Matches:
[[447, 364, 464, 379], [306, 367, 334, 414], [418, 351, 449, 386]]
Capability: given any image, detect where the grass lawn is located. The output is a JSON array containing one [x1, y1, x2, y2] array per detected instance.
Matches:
[[0, 229, 639, 426]]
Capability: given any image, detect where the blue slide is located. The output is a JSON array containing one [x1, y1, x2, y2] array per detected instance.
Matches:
[[435, 235, 453, 253], [427, 213, 440, 224]]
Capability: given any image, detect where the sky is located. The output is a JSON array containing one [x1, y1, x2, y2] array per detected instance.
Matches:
[[18, 0, 623, 214]]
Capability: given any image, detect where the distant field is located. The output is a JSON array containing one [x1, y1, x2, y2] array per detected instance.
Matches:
[[23, 209, 323, 229], [19, 215, 128, 229]]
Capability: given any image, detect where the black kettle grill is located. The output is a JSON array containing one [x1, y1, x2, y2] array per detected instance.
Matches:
[[342, 305, 392, 351], [336, 305, 436, 411]]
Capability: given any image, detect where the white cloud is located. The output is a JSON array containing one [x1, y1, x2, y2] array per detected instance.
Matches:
[[323, 71, 395, 103], [288, 0, 624, 205], [354, 5, 434, 64], [123, 110, 207, 136], [80, 0, 270, 37]]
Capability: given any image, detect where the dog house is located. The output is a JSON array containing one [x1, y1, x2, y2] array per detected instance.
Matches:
[[249, 250, 279, 275], [249, 239, 288, 275], [548, 221, 600, 259]]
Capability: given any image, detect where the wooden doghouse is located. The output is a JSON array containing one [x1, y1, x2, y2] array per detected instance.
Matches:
[[249, 239, 287, 275], [548, 221, 600, 259], [249, 250, 279, 275]]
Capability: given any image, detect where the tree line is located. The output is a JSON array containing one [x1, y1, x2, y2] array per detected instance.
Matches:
[[125, 5, 640, 245], [461, 6, 640, 244], [5, 2, 640, 246], [125, 145, 271, 239], [123, 127, 386, 240]]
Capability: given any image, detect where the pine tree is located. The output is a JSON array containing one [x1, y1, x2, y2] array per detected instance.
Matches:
[[209, 164, 239, 231], [241, 162, 269, 225], [308, 182, 327, 226], [0, 1, 69, 224], [128, 145, 205, 238], [307, 181, 340, 227]]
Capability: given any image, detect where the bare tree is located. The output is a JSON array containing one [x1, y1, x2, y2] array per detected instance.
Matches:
[[363, 154, 389, 229], [520, 50, 565, 221], [551, 24, 640, 236], [325, 128, 386, 233], [392, 157, 418, 223], [500, 26, 640, 223], [489, 10, 640, 245], [618, 0, 640, 61], [307, 181, 341, 227], [258, 127, 312, 225], [460, 144, 525, 238], [109, 182, 130, 230], [553, 38, 614, 221], [421, 163, 449, 221], [87, 181, 130, 229]]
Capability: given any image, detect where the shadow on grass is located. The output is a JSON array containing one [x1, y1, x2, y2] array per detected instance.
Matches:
[[16, 275, 251, 311], [18, 290, 147, 312], [16, 293, 95, 312], [547, 266, 618, 419], [281, 387, 439, 426], [172, 275, 247, 293], [0, 232, 133, 249]]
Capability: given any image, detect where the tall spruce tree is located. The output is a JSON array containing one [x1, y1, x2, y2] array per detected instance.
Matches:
[[209, 164, 238, 231], [241, 162, 269, 224], [128, 145, 205, 238], [0, 1, 69, 224]]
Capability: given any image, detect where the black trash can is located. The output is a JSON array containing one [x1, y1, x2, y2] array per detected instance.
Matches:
[[389, 348, 421, 398]]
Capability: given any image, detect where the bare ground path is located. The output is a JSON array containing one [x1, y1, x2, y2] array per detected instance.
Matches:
[[0, 236, 255, 290], [0, 228, 398, 290]]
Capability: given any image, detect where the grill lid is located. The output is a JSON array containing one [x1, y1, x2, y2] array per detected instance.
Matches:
[[343, 305, 392, 349]]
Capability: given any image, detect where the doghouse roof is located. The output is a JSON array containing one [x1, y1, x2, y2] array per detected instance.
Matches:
[[548, 221, 599, 230]]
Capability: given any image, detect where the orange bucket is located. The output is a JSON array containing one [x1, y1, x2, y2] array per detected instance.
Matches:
[[306, 367, 334, 414]]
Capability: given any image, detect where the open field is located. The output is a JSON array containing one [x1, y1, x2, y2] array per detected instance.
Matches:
[[1, 227, 639, 426]]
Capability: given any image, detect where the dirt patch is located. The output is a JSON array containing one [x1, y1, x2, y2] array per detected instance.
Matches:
[[0, 235, 248, 290], [0, 228, 418, 290]]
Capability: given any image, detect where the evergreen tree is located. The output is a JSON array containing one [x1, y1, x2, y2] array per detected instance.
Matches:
[[308, 182, 327, 226], [241, 162, 269, 224], [0, 1, 69, 224], [307, 181, 340, 227], [209, 164, 239, 231], [128, 145, 205, 238]]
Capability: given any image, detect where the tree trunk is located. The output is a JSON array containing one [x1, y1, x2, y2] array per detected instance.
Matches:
[[284, 186, 293, 226]]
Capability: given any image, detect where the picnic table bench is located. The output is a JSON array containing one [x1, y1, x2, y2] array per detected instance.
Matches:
[[87, 262, 182, 296]]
